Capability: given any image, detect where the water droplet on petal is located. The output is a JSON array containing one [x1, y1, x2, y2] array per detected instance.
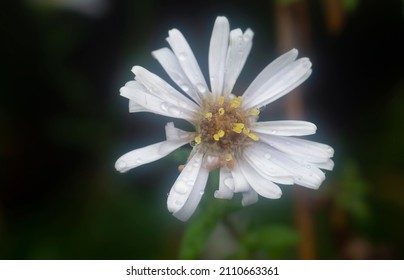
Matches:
[[178, 52, 187, 61], [192, 162, 200, 168], [136, 158, 143, 164], [160, 102, 168, 112], [178, 101, 188, 108], [175, 200, 183, 206], [174, 182, 188, 194], [196, 83, 207, 94], [199, 191, 204, 196], [237, 35, 243, 41], [168, 106, 181, 116], [180, 84, 190, 92], [264, 153, 271, 159], [270, 130, 277, 134], [244, 34, 251, 41]]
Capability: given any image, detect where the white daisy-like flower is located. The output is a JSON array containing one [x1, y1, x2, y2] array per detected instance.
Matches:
[[115, 16, 334, 221]]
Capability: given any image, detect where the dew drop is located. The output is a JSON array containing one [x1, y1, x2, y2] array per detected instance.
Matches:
[[178, 101, 188, 108], [192, 162, 200, 168], [264, 153, 271, 160], [244, 34, 251, 41], [135, 158, 143, 164], [237, 35, 243, 41], [174, 182, 188, 194], [199, 191, 204, 196], [178, 52, 187, 61], [160, 102, 169, 112], [180, 84, 190, 92], [168, 106, 181, 116], [196, 83, 207, 94], [175, 200, 184, 206], [270, 130, 278, 134]]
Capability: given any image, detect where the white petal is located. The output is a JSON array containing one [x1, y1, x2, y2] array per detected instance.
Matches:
[[243, 144, 295, 185], [241, 187, 259, 206], [230, 161, 250, 192], [132, 66, 199, 113], [129, 99, 149, 113], [115, 139, 187, 173], [238, 158, 283, 199], [242, 50, 312, 109], [242, 48, 298, 101], [252, 120, 317, 136], [223, 28, 254, 95], [165, 122, 193, 141], [214, 168, 234, 200], [209, 16, 229, 98], [152, 47, 202, 104], [258, 134, 334, 163], [315, 159, 335, 171], [120, 82, 195, 121], [167, 151, 208, 221], [265, 147, 326, 189], [166, 29, 209, 98]]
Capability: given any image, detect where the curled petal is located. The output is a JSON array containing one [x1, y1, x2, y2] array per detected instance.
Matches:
[[214, 168, 234, 200]]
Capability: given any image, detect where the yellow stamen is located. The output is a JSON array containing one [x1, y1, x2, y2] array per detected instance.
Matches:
[[249, 108, 260, 116], [217, 129, 225, 138], [218, 107, 225, 115], [232, 123, 245, 133], [225, 153, 233, 161], [230, 96, 242, 108], [248, 133, 259, 141], [213, 134, 220, 141], [218, 96, 225, 105], [242, 127, 250, 135], [194, 135, 202, 144], [204, 112, 212, 119]]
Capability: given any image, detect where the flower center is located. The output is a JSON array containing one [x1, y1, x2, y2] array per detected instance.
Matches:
[[194, 96, 260, 169]]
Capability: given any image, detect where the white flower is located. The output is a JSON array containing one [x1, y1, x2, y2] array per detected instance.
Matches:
[[115, 16, 334, 221]]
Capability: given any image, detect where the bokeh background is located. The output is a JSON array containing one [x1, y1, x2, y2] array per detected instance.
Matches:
[[1, 0, 403, 259]]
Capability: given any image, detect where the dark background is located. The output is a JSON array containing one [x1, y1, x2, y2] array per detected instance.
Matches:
[[1, 0, 403, 259]]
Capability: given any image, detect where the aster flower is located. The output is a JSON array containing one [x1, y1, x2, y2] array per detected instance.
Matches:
[[115, 16, 334, 221]]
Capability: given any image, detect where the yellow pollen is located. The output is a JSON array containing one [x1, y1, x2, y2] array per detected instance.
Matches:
[[225, 153, 233, 161], [242, 127, 250, 135], [232, 123, 245, 133], [218, 96, 225, 105], [249, 108, 260, 116], [218, 107, 225, 115], [204, 112, 212, 119], [194, 135, 202, 144], [230, 96, 242, 108], [213, 134, 220, 141], [247, 133, 259, 141], [217, 129, 225, 138]]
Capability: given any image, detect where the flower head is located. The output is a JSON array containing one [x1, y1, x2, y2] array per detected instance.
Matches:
[[115, 16, 334, 221]]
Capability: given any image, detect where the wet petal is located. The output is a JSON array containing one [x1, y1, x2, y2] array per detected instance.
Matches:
[[230, 161, 250, 192], [223, 28, 254, 95], [252, 120, 317, 136], [115, 139, 187, 173], [209, 16, 229, 98], [241, 187, 259, 206], [214, 168, 234, 199], [167, 151, 208, 221], [238, 158, 283, 199], [152, 47, 202, 105], [166, 29, 209, 98], [120, 81, 195, 121], [242, 50, 312, 109], [165, 122, 193, 141]]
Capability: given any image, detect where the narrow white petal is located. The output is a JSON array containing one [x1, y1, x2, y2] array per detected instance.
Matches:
[[238, 158, 283, 199], [242, 48, 298, 102], [129, 99, 149, 113], [115, 139, 187, 173], [243, 144, 295, 185], [258, 134, 334, 163], [223, 28, 254, 95], [166, 29, 209, 98], [132, 66, 199, 113], [152, 48, 202, 104], [252, 120, 317, 136], [165, 122, 193, 141], [120, 82, 195, 121], [214, 168, 234, 200], [315, 159, 335, 171], [230, 161, 250, 192], [266, 147, 326, 189], [242, 52, 312, 109], [167, 151, 208, 221], [209, 16, 230, 98], [241, 187, 259, 206]]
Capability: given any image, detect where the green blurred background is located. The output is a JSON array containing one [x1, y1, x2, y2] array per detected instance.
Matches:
[[1, 0, 403, 259]]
